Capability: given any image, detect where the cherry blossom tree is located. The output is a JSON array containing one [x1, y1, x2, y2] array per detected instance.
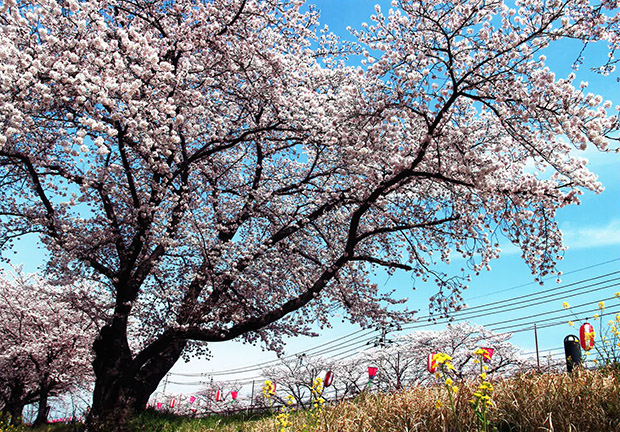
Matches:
[[265, 323, 525, 400], [0, 270, 97, 425], [359, 323, 526, 390], [262, 355, 330, 408], [0, 0, 617, 429]]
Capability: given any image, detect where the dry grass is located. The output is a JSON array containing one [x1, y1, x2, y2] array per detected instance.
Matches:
[[132, 368, 620, 432]]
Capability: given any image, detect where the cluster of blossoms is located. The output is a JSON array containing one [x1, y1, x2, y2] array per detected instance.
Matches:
[[309, 377, 325, 421], [262, 380, 276, 400], [471, 349, 495, 431], [431, 349, 497, 431], [432, 353, 458, 409], [275, 395, 296, 432]]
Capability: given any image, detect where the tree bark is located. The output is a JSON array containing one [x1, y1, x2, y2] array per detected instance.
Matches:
[[5, 381, 26, 425], [33, 387, 49, 426], [6, 401, 24, 426], [86, 324, 186, 432]]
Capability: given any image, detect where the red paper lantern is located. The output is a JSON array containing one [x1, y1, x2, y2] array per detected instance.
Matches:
[[189, 396, 196, 404], [231, 390, 238, 400], [427, 353, 437, 373], [156, 402, 162, 410], [580, 322, 595, 351], [368, 366, 378, 379], [324, 370, 334, 387], [481, 347, 494, 363], [169, 398, 176, 408], [215, 389, 222, 402]]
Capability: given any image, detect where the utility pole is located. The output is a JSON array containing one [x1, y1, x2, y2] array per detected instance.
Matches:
[[368, 325, 400, 389], [534, 324, 540, 373], [162, 374, 169, 394], [396, 351, 401, 390], [250, 380, 255, 412]]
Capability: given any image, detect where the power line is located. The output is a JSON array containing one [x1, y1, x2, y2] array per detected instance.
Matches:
[[466, 258, 620, 300], [167, 260, 619, 379], [170, 272, 619, 378], [429, 272, 620, 323]]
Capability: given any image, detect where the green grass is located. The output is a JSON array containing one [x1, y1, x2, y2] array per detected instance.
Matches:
[[128, 409, 273, 432]]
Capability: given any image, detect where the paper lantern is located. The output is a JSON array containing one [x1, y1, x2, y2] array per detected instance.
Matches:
[[427, 353, 437, 373], [156, 402, 162, 410], [169, 399, 176, 408], [481, 347, 494, 363], [324, 370, 334, 387], [189, 396, 196, 404], [215, 389, 222, 402], [368, 366, 378, 380], [231, 390, 238, 400], [579, 322, 595, 351]]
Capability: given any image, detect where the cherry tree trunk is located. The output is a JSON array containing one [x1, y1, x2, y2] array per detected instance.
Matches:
[[5, 382, 26, 425], [7, 404, 24, 426], [86, 324, 186, 431], [33, 388, 49, 426]]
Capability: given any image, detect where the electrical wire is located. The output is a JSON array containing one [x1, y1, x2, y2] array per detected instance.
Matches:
[[165, 260, 620, 382]]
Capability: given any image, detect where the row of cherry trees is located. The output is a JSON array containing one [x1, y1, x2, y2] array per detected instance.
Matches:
[[1, 0, 619, 429], [260, 323, 532, 408], [0, 270, 100, 424]]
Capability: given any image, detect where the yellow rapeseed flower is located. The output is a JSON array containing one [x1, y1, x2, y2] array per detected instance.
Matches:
[[562, 301, 570, 309], [452, 386, 459, 394], [435, 400, 443, 409], [568, 321, 574, 326], [432, 353, 453, 364], [262, 380, 276, 398], [445, 378, 453, 386], [598, 301, 605, 310]]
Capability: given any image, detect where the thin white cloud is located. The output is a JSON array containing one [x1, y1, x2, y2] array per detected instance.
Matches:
[[561, 218, 620, 250], [488, 219, 620, 258]]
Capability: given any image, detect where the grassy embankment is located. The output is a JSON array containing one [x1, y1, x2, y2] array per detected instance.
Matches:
[[9, 368, 620, 432]]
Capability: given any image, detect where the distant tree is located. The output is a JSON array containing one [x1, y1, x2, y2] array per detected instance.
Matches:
[[360, 323, 526, 390], [266, 323, 524, 399], [0, 270, 97, 425], [263, 355, 330, 409], [0, 0, 616, 429], [328, 356, 369, 400]]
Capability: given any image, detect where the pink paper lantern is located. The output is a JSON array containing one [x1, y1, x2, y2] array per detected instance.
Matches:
[[368, 366, 378, 380], [481, 347, 494, 363]]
